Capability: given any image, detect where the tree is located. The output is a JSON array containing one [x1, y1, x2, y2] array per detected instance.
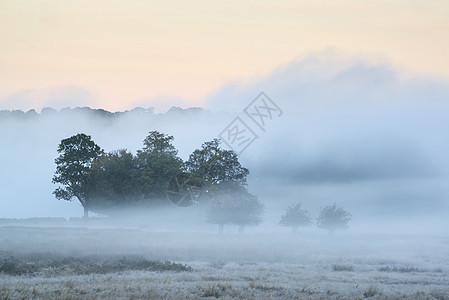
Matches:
[[186, 139, 259, 232], [185, 139, 249, 186], [135, 131, 183, 204], [207, 182, 263, 234], [86, 149, 141, 214], [279, 203, 312, 232], [140, 131, 178, 156], [52, 133, 103, 218], [185, 139, 249, 197], [316, 203, 351, 233]]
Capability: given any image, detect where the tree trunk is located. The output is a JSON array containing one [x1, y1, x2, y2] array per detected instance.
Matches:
[[238, 224, 245, 234], [83, 205, 89, 219], [218, 223, 224, 234]]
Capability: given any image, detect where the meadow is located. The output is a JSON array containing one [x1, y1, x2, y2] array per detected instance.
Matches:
[[0, 220, 448, 299]]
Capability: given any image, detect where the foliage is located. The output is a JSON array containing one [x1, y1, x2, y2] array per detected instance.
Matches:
[[185, 139, 249, 190], [136, 131, 184, 203], [52, 133, 103, 217], [279, 203, 312, 232], [316, 203, 351, 233], [207, 182, 263, 233], [87, 149, 142, 214], [140, 131, 178, 156], [52, 132, 257, 221], [166, 171, 204, 207]]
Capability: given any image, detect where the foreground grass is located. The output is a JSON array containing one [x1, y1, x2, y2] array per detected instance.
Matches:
[[1, 261, 448, 300], [0, 253, 192, 276]]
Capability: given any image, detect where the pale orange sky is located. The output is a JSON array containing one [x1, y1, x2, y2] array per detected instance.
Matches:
[[1, 0, 448, 111]]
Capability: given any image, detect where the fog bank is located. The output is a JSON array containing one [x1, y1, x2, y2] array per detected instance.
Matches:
[[1, 53, 449, 235]]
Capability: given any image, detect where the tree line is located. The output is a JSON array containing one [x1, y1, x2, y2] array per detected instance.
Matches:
[[52, 132, 351, 234], [0, 106, 203, 121], [52, 132, 263, 233], [279, 202, 351, 233]]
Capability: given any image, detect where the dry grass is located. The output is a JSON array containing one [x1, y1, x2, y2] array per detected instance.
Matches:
[[0, 225, 448, 299], [332, 264, 354, 272], [0, 253, 192, 277]]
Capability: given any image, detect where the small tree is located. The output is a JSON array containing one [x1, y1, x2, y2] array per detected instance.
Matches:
[[207, 182, 263, 234], [316, 203, 351, 233], [231, 189, 263, 234], [52, 133, 103, 218], [279, 203, 312, 232]]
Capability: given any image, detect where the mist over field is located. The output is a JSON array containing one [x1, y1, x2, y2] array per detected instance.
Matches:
[[1, 55, 449, 235]]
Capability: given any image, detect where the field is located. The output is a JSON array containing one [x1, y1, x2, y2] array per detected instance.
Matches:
[[0, 221, 448, 299]]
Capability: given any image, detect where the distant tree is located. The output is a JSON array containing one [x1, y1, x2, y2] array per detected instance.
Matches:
[[207, 182, 263, 234], [52, 133, 103, 218], [316, 203, 351, 233], [279, 203, 312, 232], [135, 131, 183, 204], [230, 188, 263, 234]]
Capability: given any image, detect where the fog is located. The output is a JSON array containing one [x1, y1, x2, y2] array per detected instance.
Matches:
[[1, 53, 449, 238], [1, 53, 449, 298]]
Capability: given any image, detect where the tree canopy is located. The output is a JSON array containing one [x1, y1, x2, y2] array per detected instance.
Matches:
[[85, 132, 184, 214], [135, 131, 184, 204], [86, 149, 141, 214], [52, 132, 260, 226], [185, 139, 249, 189]]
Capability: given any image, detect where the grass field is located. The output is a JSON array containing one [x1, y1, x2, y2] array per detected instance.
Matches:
[[0, 222, 448, 299]]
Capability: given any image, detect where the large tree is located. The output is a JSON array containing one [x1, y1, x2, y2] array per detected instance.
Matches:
[[185, 139, 263, 232], [52, 133, 103, 218], [87, 131, 185, 212], [185, 139, 249, 195], [186, 140, 260, 233]]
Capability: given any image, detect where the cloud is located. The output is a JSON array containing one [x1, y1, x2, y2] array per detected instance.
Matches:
[[205, 50, 449, 183]]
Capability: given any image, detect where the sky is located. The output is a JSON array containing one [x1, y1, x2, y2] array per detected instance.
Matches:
[[1, 0, 449, 111]]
